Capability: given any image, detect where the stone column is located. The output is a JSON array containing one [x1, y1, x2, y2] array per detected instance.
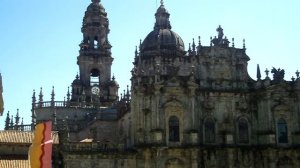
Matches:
[[144, 148, 151, 168], [190, 149, 198, 168], [227, 148, 235, 168], [190, 87, 196, 128]]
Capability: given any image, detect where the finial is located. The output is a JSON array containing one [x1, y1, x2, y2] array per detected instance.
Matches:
[[32, 89, 36, 103], [161, 0, 164, 5], [135, 46, 138, 58], [126, 85, 130, 100], [76, 73, 79, 80], [296, 70, 299, 79], [257, 64, 261, 80], [265, 68, 269, 78], [139, 39, 142, 51], [198, 36, 201, 46], [243, 39, 246, 49], [112, 74, 116, 81], [292, 76, 295, 81], [10, 115, 14, 127], [15, 109, 20, 126], [51, 86, 55, 102], [21, 117, 24, 125], [92, 0, 100, 3], [66, 86, 70, 102], [188, 43, 192, 54], [232, 38, 235, 48], [210, 37, 212, 46], [39, 87, 43, 103], [192, 38, 196, 52], [5, 111, 10, 130]]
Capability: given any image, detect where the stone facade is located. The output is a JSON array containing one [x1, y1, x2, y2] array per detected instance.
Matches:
[[3, 0, 300, 167]]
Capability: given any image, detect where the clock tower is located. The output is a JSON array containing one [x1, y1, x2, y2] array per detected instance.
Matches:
[[71, 0, 119, 105]]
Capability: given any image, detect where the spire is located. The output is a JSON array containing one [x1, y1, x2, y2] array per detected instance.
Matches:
[[51, 86, 55, 107], [5, 111, 10, 130], [135, 46, 138, 58], [38, 87, 43, 107], [0, 73, 3, 116], [32, 90, 36, 104], [51, 86, 55, 105], [10, 115, 14, 127], [39, 87, 43, 102], [154, 1, 171, 30], [192, 38, 196, 53], [126, 85, 130, 100], [31, 90, 36, 128], [257, 64, 261, 80], [15, 109, 20, 126], [66, 86, 70, 103]]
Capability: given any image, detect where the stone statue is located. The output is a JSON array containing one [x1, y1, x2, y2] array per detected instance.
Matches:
[[271, 67, 285, 82], [216, 25, 224, 39], [211, 25, 230, 47]]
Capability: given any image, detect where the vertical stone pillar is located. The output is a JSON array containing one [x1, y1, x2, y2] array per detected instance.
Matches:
[[190, 149, 198, 168], [227, 148, 235, 168], [144, 148, 151, 168]]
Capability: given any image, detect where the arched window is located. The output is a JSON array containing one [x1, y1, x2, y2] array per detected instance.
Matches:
[[90, 69, 100, 86], [94, 36, 98, 49], [277, 118, 288, 143], [169, 116, 179, 142], [238, 118, 249, 143], [204, 119, 215, 143]]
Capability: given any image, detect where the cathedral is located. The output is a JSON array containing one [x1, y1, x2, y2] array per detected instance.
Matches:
[[1, 0, 300, 167]]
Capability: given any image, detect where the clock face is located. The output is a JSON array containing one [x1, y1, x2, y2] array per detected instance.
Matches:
[[91, 86, 100, 95]]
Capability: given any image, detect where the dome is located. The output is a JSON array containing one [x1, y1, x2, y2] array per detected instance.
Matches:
[[140, 2, 185, 53], [141, 29, 184, 52], [72, 74, 82, 85], [109, 80, 119, 87]]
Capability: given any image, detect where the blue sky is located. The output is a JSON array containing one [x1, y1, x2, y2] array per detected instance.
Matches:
[[0, 0, 299, 129]]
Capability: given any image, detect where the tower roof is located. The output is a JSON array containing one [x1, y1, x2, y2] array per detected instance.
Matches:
[[80, 0, 112, 56], [140, 2, 185, 54]]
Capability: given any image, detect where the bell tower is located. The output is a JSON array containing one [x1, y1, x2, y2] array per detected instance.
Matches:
[[71, 0, 118, 105]]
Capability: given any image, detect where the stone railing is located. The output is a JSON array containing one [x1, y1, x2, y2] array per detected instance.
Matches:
[[35, 101, 67, 108], [6, 124, 33, 131], [34, 101, 108, 109], [62, 142, 118, 153]]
